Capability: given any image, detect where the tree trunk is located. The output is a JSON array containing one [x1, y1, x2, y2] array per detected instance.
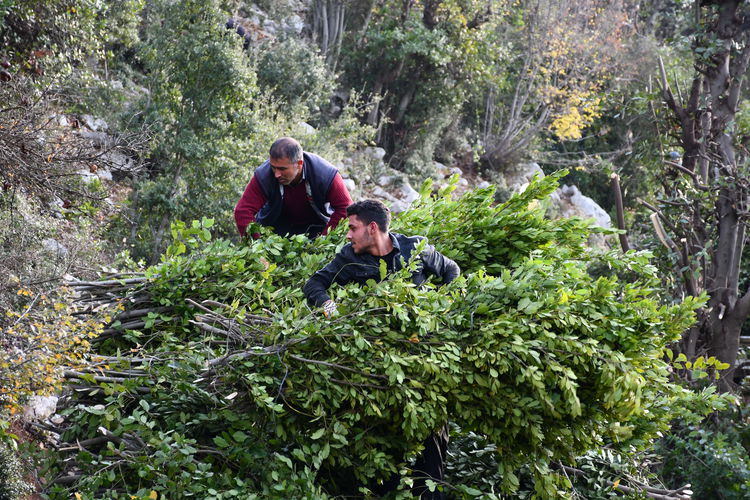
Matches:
[[655, 1, 750, 391]]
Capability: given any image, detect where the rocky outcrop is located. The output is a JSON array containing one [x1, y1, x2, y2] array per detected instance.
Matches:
[[23, 395, 58, 421], [550, 184, 612, 230]]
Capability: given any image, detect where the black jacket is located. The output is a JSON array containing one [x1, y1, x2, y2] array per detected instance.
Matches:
[[304, 233, 460, 307]]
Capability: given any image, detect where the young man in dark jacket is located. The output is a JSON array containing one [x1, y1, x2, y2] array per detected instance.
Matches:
[[304, 199, 459, 312], [234, 137, 352, 238], [304, 199, 459, 499]]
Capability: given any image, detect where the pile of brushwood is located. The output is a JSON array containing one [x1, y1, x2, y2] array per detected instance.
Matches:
[[37, 174, 712, 499]]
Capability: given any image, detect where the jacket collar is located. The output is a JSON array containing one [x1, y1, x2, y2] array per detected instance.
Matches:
[[389, 233, 402, 254]]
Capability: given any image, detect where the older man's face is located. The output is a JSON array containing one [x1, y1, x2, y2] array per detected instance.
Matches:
[[270, 157, 303, 185]]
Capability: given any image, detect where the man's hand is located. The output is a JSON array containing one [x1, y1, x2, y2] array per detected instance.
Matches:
[[322, 300, 338, 318]]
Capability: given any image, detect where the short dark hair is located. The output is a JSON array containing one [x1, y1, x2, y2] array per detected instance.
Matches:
[[269, 137, 303, 163], [347, 200, 390, 233]]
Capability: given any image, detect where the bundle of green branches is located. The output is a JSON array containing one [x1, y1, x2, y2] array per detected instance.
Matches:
[[42, 174, 706, 499]]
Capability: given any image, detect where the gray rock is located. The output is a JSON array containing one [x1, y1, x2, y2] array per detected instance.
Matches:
[[102, 151, 135, 172], [263, 20, 278, 35], [80, 130, 111, 148], [434, 161, 449, 177], [77, 169, 99, 184], [296, 121, 316, 136], [389, 200, 410, 213], [373, 173, 419, 210], [49, 197, 64, 218], [96, 168, 113, 182], [372, 186, 397, 202], [23, 395, 58, 421], [477, 180, 491, 189], [52, 114, 69, 127], [398, 183, 420, 204], [503, 162, 544, 193], [81, 114, 108, 132], [42, 238, 68, 259], [377, 175, 399, 187], [365, 147, 386, 161], [553, 184, 611, 229], [285, 14, 305, 33], [344, 178, 356, 192]]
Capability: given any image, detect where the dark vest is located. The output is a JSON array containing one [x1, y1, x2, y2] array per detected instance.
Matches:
[[254, 152, 339, 235]]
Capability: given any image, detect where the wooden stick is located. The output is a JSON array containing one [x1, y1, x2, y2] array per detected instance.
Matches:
[[610, 173, 631, 252]]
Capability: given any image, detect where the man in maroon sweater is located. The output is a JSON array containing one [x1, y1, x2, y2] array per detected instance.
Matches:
[[234, 137, 353, 238]]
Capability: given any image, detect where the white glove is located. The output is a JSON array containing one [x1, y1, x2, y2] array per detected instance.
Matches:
[[322, 300, 338, 319]]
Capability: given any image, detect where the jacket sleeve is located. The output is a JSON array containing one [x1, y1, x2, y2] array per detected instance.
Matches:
[[303, 253, 350, 307], [323, 173, 353, 235], [234, 175, 267, 237], [421, 244, 460, 285]]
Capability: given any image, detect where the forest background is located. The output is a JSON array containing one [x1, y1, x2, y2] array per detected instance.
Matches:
[[1, 0, 750, 498]]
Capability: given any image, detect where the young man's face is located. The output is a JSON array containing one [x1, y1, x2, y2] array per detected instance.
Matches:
[[346, 215, 376, 254], [270, 156, 303, 185]]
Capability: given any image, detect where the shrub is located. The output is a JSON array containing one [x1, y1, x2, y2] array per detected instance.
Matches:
[[0, 442, 32, 500], [657, 422, 750, 500], [256, 37, 336, 117], [110, 0, 267, 262], [36, 174, 725, 498]]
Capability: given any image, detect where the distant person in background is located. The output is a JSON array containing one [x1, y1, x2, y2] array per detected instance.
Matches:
[[234, 137, 353, 238], [225, 18, 251, 50]]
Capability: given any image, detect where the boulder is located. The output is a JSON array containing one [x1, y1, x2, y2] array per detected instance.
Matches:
[[77, 169, 99, 184], [502, 162, 544, 194], [81, 115, 108, 132], [295, 121, 316, 136], [284, 14, 305, 34], [549, 184, 612, 248], [552, 184, 611, 230], [42, 238, 69, 259], [23, 395, 58, 421], [364, 147, 386, 162], [102, 151, 137, 174], [80, 130, 111, 148], [398, 183, 420, 205], [371, 174, 419, 213]]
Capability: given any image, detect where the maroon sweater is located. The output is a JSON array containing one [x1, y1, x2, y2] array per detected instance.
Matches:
[[234, 172, 352, 237]]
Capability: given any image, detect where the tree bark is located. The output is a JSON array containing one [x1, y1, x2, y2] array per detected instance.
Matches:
[[656, 1, 750, 390]]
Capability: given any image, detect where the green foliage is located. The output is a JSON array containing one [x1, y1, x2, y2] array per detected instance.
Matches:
[[112, 0, 373, 263], [657, 423, 750, 499], [396, 173, 592, 274], [0, 0, 143, 77], [111, 0, 268, 261], [340, 0, 497, 171], [40, 175, 721, 498], [256, 37, 336, 117], [447, 432, 663, 500], [0, 442, 32, 500]]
